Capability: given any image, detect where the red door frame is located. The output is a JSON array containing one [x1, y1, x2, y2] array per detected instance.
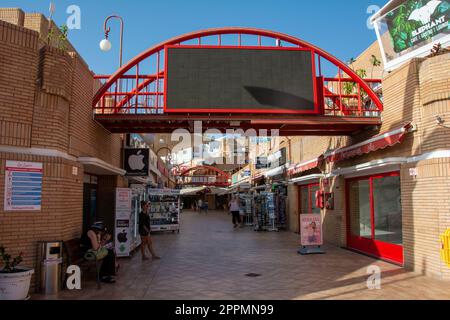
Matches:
[[297, 183, 320, 233], [345, 171, 403, 265]]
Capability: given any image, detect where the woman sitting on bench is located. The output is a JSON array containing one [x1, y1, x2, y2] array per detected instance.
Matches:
[[82, 222, 117, 284]]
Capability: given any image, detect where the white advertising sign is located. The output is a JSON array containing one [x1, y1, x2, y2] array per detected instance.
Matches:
[[115, 188, 131, 211], [115, 219, 131, 257], [4, 161, 43, 211], [115, 188, 132, 257]]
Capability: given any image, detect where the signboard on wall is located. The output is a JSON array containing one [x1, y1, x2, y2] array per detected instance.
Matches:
[[386, 0, 449, 54], [256, 156, 268, 169], [300, 214, 323, 246], [4, 161, 43, 211], [165, 46, 318, 114], [115, 188, 132, 257], [124, 148, 150, 176]]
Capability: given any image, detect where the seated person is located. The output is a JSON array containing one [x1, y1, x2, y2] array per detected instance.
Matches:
[[81, 222, 117, 284]]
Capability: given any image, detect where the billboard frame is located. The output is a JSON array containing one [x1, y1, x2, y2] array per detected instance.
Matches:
[[163, 45, 319, 115]]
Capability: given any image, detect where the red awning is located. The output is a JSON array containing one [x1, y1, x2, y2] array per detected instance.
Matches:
[[325, 122, 412, 162], [252, 173, 264, 181], [287, 156, 323, 176]]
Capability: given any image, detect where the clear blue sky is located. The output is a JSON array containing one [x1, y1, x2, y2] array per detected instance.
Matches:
[[2, 0, 387, 75]]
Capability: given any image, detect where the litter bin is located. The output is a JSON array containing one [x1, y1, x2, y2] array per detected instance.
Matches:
[[37, 241, 63, 295]]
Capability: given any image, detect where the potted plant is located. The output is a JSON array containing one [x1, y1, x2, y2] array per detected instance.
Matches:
[[0, 246, 34, 300]]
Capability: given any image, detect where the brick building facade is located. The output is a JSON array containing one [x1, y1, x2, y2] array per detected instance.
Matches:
[[0, 9, 127, 289], [285, 41, 450, 280]]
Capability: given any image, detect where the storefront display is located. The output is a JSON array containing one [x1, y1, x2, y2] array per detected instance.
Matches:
[[148, 189, 181, 233], [346, 172, 403, 264], [253, 192, 277, 232], [239, 194, 253, 226]]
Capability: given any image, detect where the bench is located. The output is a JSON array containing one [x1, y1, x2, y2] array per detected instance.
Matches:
[[63, 239, 103, 289]]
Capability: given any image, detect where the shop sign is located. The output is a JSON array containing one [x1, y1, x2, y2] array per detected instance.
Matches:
[[256, 157, 268, 169], [385, 0, 449, 54], [4, 161, 43, 211], [241, 169, 251, 178], [124, 148, 150, 176], [239, 183, 252, 190], [149, 188, 181, 196], [300, 214, 323, 246]]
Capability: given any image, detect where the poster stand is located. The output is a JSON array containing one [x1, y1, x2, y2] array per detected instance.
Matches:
[[298, 214, 326, 255], [298, 246, 325, 255]]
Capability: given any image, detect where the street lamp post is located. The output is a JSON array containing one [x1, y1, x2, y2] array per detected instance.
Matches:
[[99, 15, 124, 68]]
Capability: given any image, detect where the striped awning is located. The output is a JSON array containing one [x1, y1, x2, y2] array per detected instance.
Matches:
[[325, 122, 412, 163]]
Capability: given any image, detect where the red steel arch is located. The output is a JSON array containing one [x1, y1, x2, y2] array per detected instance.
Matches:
[[93, 27, 383, 135], [180, 165, 230, 178], [177, 165, 231, 187]]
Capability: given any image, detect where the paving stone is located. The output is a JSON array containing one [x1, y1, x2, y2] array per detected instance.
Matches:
[[33, 211, 450, 300]]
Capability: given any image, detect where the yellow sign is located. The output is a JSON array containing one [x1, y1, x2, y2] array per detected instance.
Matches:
[[440, 229, 450, 268]]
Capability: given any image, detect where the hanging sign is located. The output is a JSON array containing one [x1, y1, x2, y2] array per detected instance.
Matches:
[[300, 214, 323, 246], [4, 161, 43, 211], [385, 0, 449, 54], [124, 148, 150, 176]]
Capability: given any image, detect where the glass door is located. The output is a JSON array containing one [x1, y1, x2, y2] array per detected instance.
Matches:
[[346, 172, 403, 264], [298, 183, 321, 233], [299, 183, 321, 214]]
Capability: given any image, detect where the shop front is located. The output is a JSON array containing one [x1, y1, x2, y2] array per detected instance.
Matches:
[[346, 171, 403, 264]]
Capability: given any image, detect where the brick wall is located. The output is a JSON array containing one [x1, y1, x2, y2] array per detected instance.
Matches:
[[0, 20, 39, 147], [0, 153, 83, 286], [287, 40, 450, 280], [0, 12, 126, 292], [0, 8, 24, 27]]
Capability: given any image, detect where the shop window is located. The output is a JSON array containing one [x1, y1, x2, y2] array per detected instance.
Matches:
[[299, 183, 321, 214], [348, 179, 371, 239], [346, 172, 403, 264], [373, 176, 402, 245]]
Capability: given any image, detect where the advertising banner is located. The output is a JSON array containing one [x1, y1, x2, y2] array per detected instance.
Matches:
[[300, 214, 323, 246], [165, 47, 318, 114], [386, 0, 449, 53], [149, 189, 181, 196], [4, 161, 43, 211], [115, 188, 132, 257]]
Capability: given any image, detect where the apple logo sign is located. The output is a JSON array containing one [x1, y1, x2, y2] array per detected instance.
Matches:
[[117, 229, 128, 243], [128, 150, 146, 171]]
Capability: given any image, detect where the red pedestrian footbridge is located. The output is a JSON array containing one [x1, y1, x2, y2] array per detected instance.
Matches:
[[93, 27, 383, 136]]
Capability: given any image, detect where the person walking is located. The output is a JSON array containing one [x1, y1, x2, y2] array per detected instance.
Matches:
[[229, 196, 241, 228], [138, 201, 161, 261], [197, 198, 203, 214]]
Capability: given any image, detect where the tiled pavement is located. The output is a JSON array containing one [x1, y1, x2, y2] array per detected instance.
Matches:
[[34, 211, 450, 300]]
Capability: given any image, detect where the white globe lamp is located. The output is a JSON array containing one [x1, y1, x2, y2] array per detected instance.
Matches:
[[99, 38, 112, 52]]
